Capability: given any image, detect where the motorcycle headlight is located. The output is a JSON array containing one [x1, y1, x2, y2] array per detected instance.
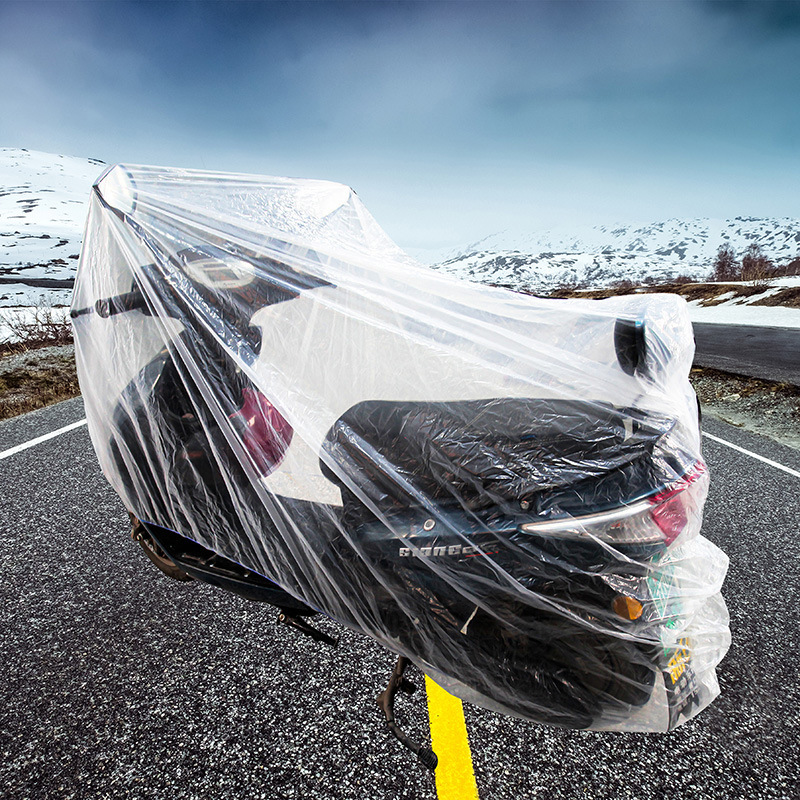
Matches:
[[183, 256, 255, 289]]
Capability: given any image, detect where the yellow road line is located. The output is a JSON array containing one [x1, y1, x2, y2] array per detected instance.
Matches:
[[425, 676, 480, 800]]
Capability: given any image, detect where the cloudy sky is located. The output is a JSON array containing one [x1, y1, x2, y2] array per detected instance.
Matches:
[[1, 0, 799, 250]]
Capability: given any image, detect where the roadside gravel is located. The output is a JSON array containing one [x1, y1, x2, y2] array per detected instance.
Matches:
[[691, 367, 800, 451]]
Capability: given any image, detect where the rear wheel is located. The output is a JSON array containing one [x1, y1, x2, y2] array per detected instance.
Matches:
[[550, 630, 655, 709], [129, 513, 194, 582]]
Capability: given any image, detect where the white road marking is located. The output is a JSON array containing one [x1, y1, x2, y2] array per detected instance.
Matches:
[[702, 431, 800, 480], [2, 416, 798, 490], [0, 418, 88, 461]]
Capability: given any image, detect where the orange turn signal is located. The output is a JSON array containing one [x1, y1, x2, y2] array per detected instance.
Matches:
[[612, 595, 643, 620]]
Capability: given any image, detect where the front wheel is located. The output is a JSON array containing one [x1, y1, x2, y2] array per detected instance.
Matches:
[[129, 513, 194, 582]]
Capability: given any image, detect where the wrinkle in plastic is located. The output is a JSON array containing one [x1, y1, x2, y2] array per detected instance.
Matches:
[[72, 164, 730, 732]]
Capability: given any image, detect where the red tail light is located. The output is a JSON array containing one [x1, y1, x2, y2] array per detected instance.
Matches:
[[229, 387, 293, 476], [648, 461, 707, 545]]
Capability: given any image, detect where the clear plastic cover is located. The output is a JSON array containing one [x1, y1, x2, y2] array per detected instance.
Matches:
[[72, 164, 730, 732]]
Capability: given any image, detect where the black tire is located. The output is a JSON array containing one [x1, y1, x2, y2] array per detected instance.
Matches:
[[129, 513, 194, 582]]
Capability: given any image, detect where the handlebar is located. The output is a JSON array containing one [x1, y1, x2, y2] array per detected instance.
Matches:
[[71, 288, 150, 320]]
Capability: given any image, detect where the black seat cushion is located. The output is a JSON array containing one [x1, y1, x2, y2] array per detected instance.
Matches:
[[321, 398, 679, 526]]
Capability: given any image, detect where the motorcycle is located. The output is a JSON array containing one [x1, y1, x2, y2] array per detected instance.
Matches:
[[71, 165, 730, 769]]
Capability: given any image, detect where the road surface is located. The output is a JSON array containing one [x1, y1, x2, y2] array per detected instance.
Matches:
[[1, 397, 798, 800], [693, 323, 800, 384]]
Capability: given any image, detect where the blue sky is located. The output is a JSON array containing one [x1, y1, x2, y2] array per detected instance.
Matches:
[[1, 0, 799, 250]]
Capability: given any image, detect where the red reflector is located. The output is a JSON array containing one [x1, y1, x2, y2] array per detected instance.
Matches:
[[650, 495, 688, 545], [648, 462, 706, 545], [229, 387, 293, 476]]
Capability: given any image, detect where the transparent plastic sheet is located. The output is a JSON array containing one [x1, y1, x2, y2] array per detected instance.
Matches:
[[72, 165, 730, 732]]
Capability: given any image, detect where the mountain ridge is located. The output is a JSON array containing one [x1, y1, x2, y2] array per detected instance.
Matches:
[[2, 148, 799, 304], [428, 216, 800, 294]]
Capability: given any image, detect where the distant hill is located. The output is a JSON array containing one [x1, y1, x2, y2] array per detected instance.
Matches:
[[0, 148, 104, 306], [2, 148, 800, 305], [427, 218, 800, 294]]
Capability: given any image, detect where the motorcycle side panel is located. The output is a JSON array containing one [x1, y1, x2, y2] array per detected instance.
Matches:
[[72, 164, 730, 733]]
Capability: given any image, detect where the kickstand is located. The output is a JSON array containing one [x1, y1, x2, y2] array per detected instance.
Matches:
[[376, 655, 438, 771], [277, 611, 339, 648]]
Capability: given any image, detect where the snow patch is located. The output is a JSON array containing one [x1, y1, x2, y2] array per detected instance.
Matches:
[[687, 303, 800, 328], [0, 148, 103, 306]]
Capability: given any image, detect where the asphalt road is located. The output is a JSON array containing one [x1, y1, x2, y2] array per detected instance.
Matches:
[[1, 397, 799, 800], [693, 323, 800, 384]]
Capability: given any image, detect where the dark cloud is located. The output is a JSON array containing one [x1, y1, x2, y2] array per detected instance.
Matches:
[[705, 0, 800, 35], [0, 0, 798, 247]]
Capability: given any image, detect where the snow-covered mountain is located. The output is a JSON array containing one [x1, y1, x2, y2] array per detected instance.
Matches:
[[0, 148, 104, 306], [428, 218, 800, 294], [3, 147, 800, 306]]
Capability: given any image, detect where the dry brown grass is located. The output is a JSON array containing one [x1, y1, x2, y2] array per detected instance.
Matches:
[[750, 287, 800, 308], [547, 280, 775, 305], [0, 304, 78, 419], [690, 366, 800, 401], [668, 283, 732, 304], [0, 346, 80, 420], [548, 286, 628, 299]]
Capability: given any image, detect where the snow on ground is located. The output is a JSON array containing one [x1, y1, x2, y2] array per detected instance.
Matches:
[[424, 215, 800, 297], [0, 148, 103, 306], [427, 216, 800, 268], [0, 283, 73, 307], [688, 302, 800, 328], [2, 146, 800, 335], [686, 276, 800, 328], [431, 249, 709, 295]]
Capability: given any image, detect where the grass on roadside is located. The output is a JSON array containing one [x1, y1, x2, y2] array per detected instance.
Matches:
[[0, 304, 78, 419], [690, 365, 800, 403], [0, 346, 80, 420]]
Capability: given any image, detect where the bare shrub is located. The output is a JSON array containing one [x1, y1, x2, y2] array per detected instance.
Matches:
[[712, 243, 739, 281], [0, 302, 73, 353], [609, 278, 636, 291], [770, 257, 800, 278], [740, 243, 773, 289]]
